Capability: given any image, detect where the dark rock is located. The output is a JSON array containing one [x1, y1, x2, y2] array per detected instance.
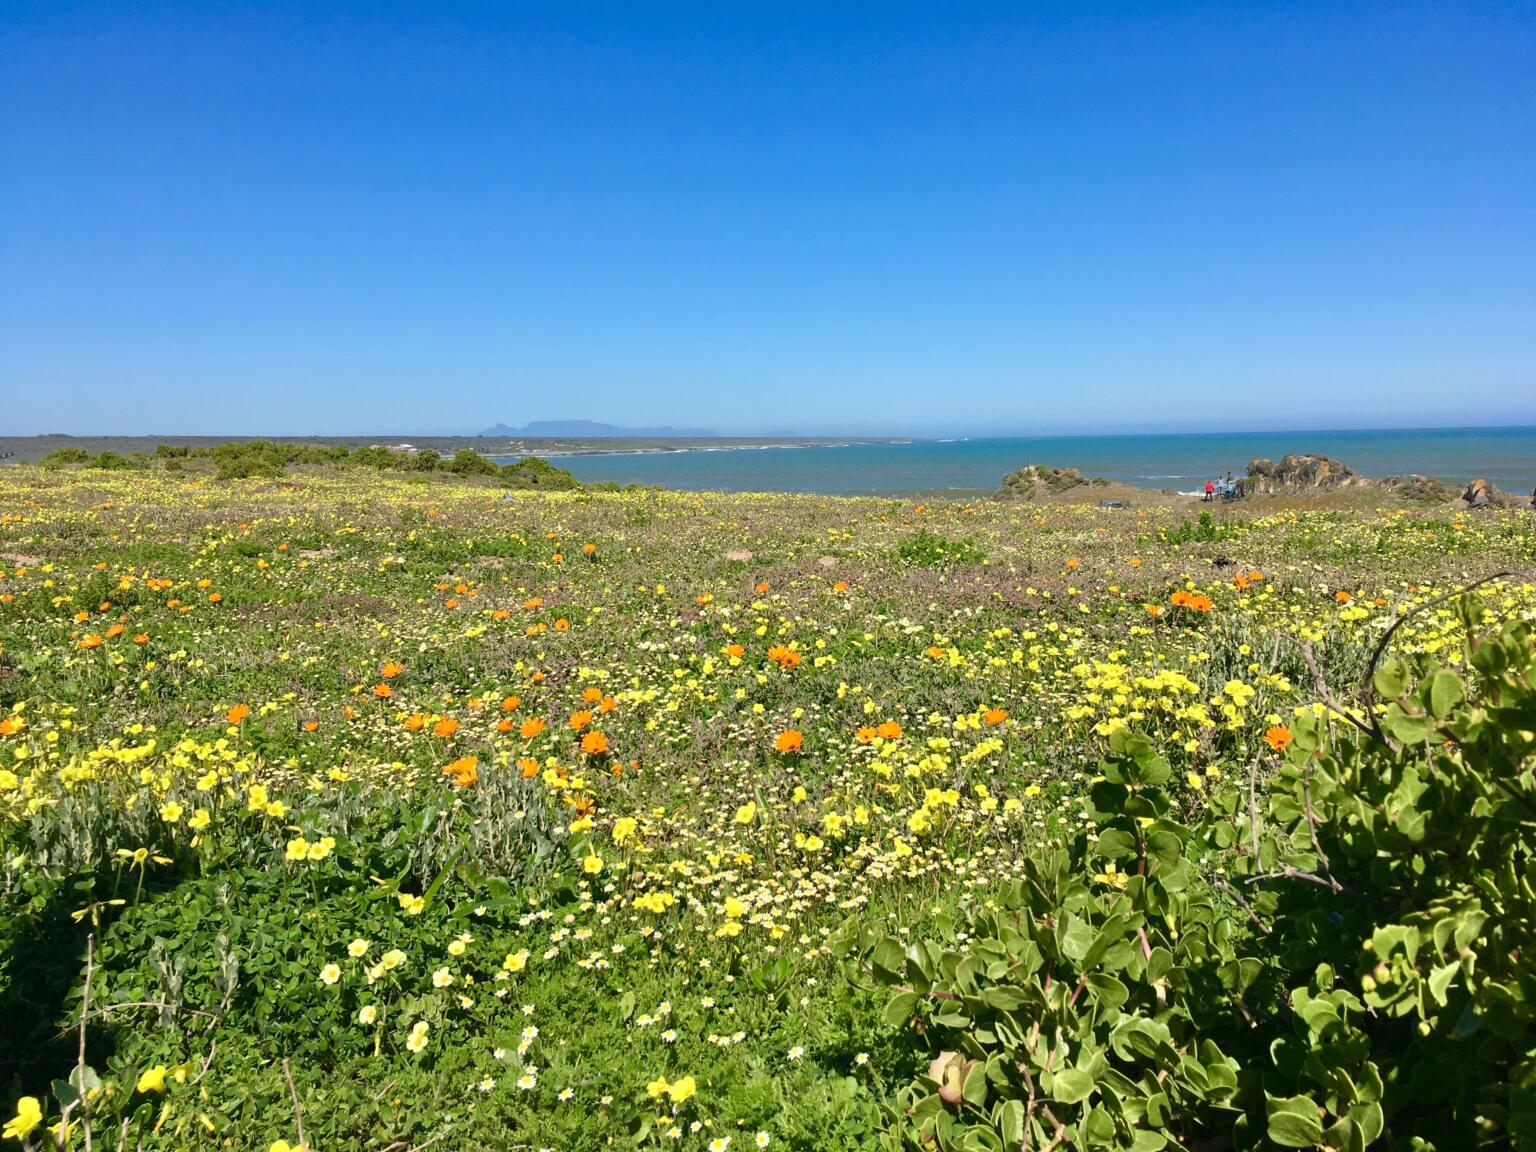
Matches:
[[1244, 454, 1361, 495]]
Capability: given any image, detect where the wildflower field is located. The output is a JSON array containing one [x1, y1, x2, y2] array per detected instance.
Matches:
[[1, 465, 1533, 1151]]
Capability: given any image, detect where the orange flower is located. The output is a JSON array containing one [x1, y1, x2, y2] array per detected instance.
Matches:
[[581, 686, 602, 704], [580, 730, 610, 756], [442, 756, 479, 788], [1144, 604, 1163, 617], [519, 757, 541, 778], [208, 592, 222, 604], [774, 729, 804, 754], [756, 581, 770, 593], [766, 644, 801, 670], [226, 703, 251, 725], [1064, 558, 1080, 569], [598, 696, 617, 713], [723, 643, 745, 659], [132, 633, 150, 644], [444, 597, 460, 609], [569, 709, 593, 731], [983, 708, 1008, 726], [0, 717, 23, 736], [372, 683, 393, 698], [554, 617, 571, 632], [876, 720, 903, 741], [1187, 594, 1213, 613], [380, 661, 405, 679], [520, 718, 547, 739], [856, 726, 877, 744], [79, 634, 104, 649], [1264, 726, 1293, 752], [433, 716, 460, 739], [523, 597, 543, 610], [303, 720, 319, 733], [925, 646, 945, 660], [1335, 590, 1353, 603], [582, 543, 596, 556], [1170, 590, 1193, 608], [105, 623, 126, 639], [492, 608, 511, 621], [496, 717, 514, 733], [404, 712, 428, 732], [832, 580, 849, 592]]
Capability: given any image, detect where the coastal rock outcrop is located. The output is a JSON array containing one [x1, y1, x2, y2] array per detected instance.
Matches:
[[1380, 475, 1455, 504], [1244, 454, 1361, 495], [1459, 478, 1519, 510], [999, 464, 1102, 499]]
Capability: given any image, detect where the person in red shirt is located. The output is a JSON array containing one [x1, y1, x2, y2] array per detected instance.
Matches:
[[1204, 481, 1215, 501]]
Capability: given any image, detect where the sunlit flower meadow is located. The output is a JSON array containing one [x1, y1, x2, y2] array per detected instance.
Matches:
[[1, 466, 1532, 1150]]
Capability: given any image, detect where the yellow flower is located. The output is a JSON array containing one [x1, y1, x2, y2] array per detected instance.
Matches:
[[188, 809, 211, 830], [136, 1065, 168, 1093], [723, 896, 746, 918], [582, 853, 604, 875], [348, 938, 370, 958], [406, 1020, 430, 1053], [397, 892, 425, 915], [733, 802, 757, 825], [668, 1075, 696, 1104], [3, 1097, 43, 1139], [319, 963, 342, 986], [159, 801, 183, 823], [504, 948, 530, 972], [306, 836, 335, 861], [284, 837, 309, 862], [612, 816, 638, 845], [646, 1076, 670, 1099]]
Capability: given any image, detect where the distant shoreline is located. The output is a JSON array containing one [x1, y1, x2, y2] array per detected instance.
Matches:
[[0, 433, 919, 467]]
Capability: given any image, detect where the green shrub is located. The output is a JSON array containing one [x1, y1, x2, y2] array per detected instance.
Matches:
[[498, 456, 580, 489], [854, 596, 1535, 1150], [446, 449, 499, 476], [895, 529, 986, 567], [39, 447, 91, 468]]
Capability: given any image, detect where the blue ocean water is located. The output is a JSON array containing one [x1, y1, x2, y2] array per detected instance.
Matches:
[[498, 427, 1536, 496]]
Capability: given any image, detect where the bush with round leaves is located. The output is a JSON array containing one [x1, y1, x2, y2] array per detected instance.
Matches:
[[849, 596, 1534, 1150]]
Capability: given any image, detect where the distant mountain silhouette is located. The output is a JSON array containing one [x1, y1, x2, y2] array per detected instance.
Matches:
[[480, 420, 719, 438]]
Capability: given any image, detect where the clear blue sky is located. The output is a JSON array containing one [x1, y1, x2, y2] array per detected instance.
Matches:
[[2, 2, 1533, 437]]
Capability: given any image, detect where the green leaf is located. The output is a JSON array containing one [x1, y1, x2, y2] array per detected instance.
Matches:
[[1424, 669, 1464, 720], [1383, 704, 1433, 744], [1266, 1092, 1324, 1148], [1084, 973, 1129, 1010], [1051, 1068, 1095, 1105], [980, 985, 1030, 1012], [995, 1099, 1026, 1147], [1095, 829, 1137, 859], [1372, 656, 1409, 700], [884, 990, 921, 1027], [1427, 963, 1458, 1006], [871, 937, 906, 983], [1059, 913, 1094, 964]]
